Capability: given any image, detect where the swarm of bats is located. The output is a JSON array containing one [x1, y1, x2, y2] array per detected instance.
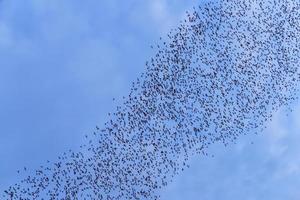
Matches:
[[3, 0, 300, 199]]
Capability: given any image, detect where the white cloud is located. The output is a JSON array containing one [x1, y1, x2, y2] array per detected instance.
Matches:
[[141, 0, 175, 35], [265, 109, 289, 157], [148, 0, 194, 34], [264, 101, 300, 179]]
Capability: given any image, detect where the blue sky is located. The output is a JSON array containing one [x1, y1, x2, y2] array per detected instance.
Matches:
[[0, 0, 300, 199]]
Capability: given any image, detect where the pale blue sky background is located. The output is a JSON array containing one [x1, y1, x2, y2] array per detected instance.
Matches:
[[0, 0, 300, 199]]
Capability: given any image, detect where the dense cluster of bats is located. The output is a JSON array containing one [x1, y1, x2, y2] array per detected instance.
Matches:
[[2, 0, 300, 199]]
